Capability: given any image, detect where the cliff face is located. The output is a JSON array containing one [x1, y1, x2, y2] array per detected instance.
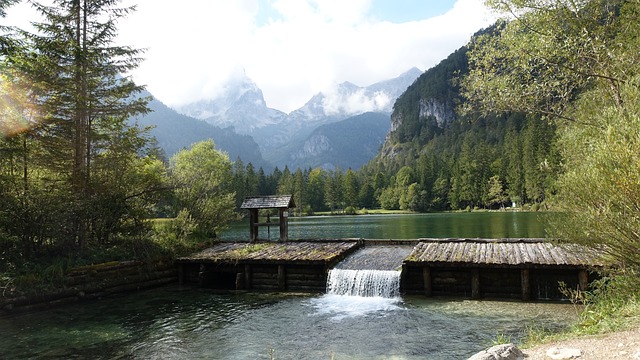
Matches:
[[419, 98, 455, 128], [380, 97, 456, 161], [375, 43, 468, 165]]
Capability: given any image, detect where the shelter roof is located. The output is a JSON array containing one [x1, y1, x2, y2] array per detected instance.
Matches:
[[405, 238, 604, 268], [240, 195, 295, 210]]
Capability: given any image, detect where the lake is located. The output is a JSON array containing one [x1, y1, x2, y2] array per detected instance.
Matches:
[[0, 212, 571, 359], [220, 211, 546, 240]]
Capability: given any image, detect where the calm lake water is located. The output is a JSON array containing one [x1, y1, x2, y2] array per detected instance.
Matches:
[[0, 212, 569, 359], [220, 211, 546, 240]]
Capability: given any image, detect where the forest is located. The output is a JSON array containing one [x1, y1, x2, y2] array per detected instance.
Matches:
[[2, 0, 640, 312], [227, 26, 559, 215], [227, 110, 558, 215]]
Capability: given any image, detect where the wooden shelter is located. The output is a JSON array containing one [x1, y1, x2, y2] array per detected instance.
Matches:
[[240, 195, 295, 242]]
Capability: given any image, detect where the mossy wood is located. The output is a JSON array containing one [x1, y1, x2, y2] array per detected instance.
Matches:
[[178, 238, 602, 300], [176, 240, 361, 291]]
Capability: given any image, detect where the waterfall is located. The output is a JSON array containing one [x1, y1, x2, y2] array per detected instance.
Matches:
[[326, 269, 401, 298]]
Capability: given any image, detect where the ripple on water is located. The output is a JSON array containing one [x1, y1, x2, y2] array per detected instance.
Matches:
[[0, 287, 578, 360]]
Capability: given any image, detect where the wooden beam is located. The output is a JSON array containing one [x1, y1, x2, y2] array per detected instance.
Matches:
[[521, 269, 530, 301], [278, 264, 286, 291], [249, 209, 258, 242], [471, 268, 480, 299], [235, 272, 244, 290], [198, 263, 206, 287], [244, 264, 252, 290], [423, 267, 432, 297], [178, 263, 184, 286]]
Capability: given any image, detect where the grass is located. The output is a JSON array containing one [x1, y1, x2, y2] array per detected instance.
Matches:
[[520, 270, 640, 348], [228, 243, 273, 258]]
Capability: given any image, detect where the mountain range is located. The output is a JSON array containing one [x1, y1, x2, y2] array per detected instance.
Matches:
[[134, 67, 422, 170]]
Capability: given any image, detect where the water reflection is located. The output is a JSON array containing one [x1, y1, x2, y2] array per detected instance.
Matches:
[[220, 212, 545, 240]]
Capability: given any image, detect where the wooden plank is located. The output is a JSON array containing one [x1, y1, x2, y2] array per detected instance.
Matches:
[[471, 268, 480, 299], [278, 265, 286, 291], [502, 242, 512, 264], [423, 267, 432, 297], [521, 268, 530, 301]]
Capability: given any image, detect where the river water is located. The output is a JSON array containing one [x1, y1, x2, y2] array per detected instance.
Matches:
[[1, 287, 577, 359], [0, 212, 574, 359]]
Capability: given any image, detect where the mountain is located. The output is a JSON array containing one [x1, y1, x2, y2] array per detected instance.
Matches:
[[130, 91, 269, 169], [286, 112, 391, 170], [176, 70, 288, 133], [379, 48, 465, 163], [363, 24, 559, 211], [173, 68, 422, 169]]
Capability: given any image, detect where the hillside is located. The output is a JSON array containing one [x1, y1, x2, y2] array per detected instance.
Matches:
[[364, 25, 559, 211], [286, 112, 390, 170], [131, 93, 269, 168]]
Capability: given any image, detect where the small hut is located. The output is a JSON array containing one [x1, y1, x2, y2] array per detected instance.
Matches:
[[240, 195, 295, 242]]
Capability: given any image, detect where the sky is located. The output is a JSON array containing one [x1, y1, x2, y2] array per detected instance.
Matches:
[[4, 0, 497, 113]]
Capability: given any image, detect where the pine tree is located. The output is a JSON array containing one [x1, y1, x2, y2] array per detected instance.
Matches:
[[3, 0, 152, 249]]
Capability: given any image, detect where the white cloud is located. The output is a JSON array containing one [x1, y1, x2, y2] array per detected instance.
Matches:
[[322, 88, 391, 115], [6, 0, 497, 113]]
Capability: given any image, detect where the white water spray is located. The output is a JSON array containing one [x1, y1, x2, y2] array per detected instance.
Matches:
[[326, 269, 401, 298]]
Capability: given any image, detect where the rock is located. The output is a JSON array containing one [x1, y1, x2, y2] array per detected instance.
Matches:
[[467, 343, 524, 360], [546, 347, 582, 359]]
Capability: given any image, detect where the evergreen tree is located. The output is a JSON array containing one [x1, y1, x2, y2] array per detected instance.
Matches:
[[1, 0, 156, 251], [464, 0, 640, 267], [343, 168, 359, 209]]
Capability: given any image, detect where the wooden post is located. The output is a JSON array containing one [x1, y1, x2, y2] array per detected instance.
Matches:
[[578, 270, 588, 291], [235, 272, 244, 290], [278, 264, 286, 291], [199, 263, 206, 287], [521, 269, 531, 301], [471, 268, 480, 299], [178, 263, 184, 286], [249, 209, 258, 242], [244, 264, 252, 290], [279, 208, 288, 241], [423, 267, 432, 297]]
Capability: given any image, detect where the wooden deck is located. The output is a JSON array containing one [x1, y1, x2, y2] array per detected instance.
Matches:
[[176, 240, 362, 292], [406, 238, 603, 268], [175, 238, 603, 300], [177, 240, 361, 265], [402, 238, 603, 300]]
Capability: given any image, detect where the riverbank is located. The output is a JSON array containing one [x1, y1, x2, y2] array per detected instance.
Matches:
[[521, 327, 640, 359], [520, 272, 640, 359]]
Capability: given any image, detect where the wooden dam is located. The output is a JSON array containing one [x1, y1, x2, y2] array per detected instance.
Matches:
[[176, 238, 603, 301], [177, 196, 603, 300]]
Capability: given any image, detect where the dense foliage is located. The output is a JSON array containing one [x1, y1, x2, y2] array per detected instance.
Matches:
[[0, 1, 237, 287], [463, 0, 640, 270]]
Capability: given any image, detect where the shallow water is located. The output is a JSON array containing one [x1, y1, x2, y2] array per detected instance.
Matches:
[[0, 286, 578, 359]]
